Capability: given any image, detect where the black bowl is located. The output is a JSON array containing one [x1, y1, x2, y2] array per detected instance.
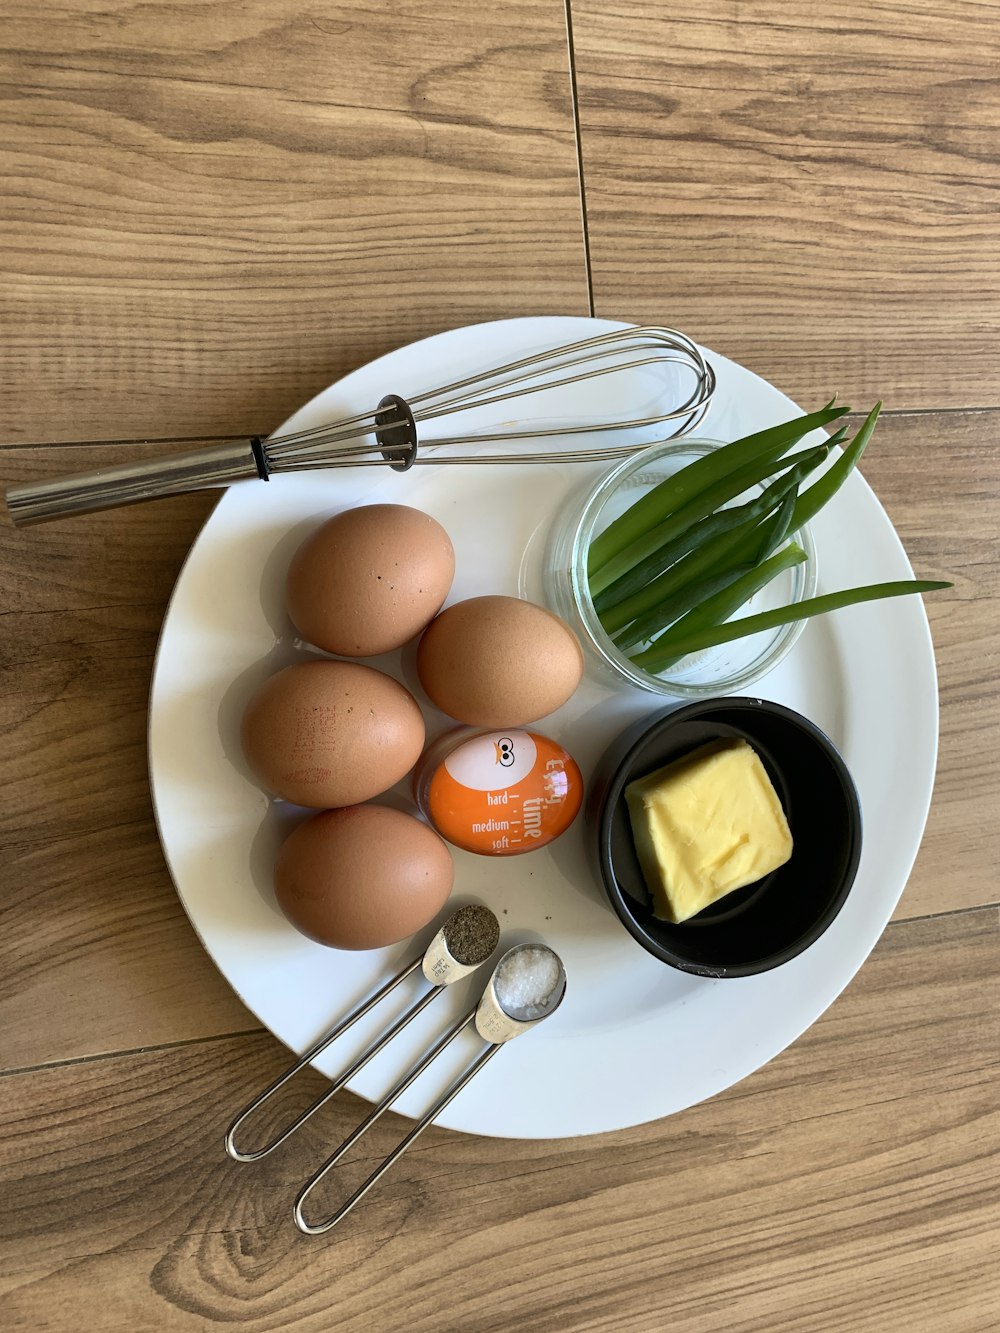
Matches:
[[589, 698, 862, 978]]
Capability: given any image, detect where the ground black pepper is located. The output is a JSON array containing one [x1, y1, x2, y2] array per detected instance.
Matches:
[[443, 905, 500, 966]]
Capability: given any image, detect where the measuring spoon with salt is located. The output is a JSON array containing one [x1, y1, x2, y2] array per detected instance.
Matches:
[[294, 942, 567, 1235], [225, 904, 500, 1163]]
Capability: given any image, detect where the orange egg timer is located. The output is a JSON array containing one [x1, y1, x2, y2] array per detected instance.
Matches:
[[414, 727, 583, 856]]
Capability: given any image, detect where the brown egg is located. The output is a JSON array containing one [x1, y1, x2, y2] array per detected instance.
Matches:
[[416, 595, 584, 727], [285, 504, 455, 656], [240, 659, 425, 808], [274, 805, 454, 950]]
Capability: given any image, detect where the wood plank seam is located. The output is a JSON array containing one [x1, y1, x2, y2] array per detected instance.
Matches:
[[0, 1027, 266, 1083], [563, 0, 596, 315]]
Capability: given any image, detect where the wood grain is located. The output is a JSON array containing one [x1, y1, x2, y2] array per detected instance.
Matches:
[[845, 410, 1000, 920], [1, 0, 587, 443], [2, 906, 997, 1331], [571, 0, 1000, 411], [0, 446, 255, 1069], [3, 3, 997, 1326]]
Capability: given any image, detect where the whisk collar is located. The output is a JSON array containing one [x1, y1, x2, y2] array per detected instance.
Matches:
[[249, 436, 271, 481]]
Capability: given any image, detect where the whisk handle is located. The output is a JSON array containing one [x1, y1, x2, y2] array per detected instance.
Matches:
[[4, 439, 261, 527]]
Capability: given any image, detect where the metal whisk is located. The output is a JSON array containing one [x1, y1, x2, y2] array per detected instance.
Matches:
[[4, 325, 714, 527]]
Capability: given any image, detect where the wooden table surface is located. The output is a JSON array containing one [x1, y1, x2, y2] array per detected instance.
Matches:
[[2, 3, 998, 1329]]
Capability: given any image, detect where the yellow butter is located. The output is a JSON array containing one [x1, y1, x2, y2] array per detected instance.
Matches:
[[624, 739, 793, 924]]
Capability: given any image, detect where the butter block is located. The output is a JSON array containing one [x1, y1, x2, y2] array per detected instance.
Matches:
[[624, 739, 793, 923]]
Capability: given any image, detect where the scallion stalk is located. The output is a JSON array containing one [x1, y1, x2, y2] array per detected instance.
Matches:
[[588, 427, 847, 598], [611, 564, 759, 653], [636, 542, 808, 670], [592, 444, 828, 614], [788, 401, 881, 532], [660, 401, 881, 596], [612, 491, 802, 652], [633, 580, 952, 673], [586, 401, 849, 576], [598, 450, 823, 634]]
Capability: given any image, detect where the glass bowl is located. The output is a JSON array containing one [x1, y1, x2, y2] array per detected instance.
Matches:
[[543, 439, 818, 698]]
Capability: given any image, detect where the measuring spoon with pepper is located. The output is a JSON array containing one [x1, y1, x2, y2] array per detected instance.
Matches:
[[225, 903, 501, 1163]]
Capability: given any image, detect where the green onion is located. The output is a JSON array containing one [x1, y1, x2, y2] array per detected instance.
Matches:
[[788, 401, 881, 533], [613, 491, 803, 652], [588, 426, 847, 598], [598, 449, 824, 634], [676, 402, 881, 588], [592, 443, 829, 614], [637, 542, 808, 670], [633, 580, 952, 673], [611, 564, 759, 653], [755, 489, 796, 561], [586, 401, 849, 576], [600, 519, 752, 636], [583, 399, 950, 682]]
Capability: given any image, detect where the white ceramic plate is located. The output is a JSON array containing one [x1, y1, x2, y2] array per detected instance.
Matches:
[[148, 317, 939, 1139]]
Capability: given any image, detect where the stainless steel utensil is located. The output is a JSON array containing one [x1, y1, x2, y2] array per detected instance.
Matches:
[[294, 943, 567, 1236], [224, 904, 500, 1164], [5, 326, 714, 525]]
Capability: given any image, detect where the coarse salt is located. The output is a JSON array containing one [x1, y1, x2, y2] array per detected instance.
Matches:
[[494, 947, 562, 1021]]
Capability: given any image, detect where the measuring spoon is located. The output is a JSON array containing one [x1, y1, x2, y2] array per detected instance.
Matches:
[[225, 904, 500, 1163], [294, 942, 567, 1235]]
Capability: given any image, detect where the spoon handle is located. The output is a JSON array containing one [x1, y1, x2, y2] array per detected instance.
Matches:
[[294, 1039, 502, 1236], [293, 1003, 479, 1226], [225, 955, 426, 1162]]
